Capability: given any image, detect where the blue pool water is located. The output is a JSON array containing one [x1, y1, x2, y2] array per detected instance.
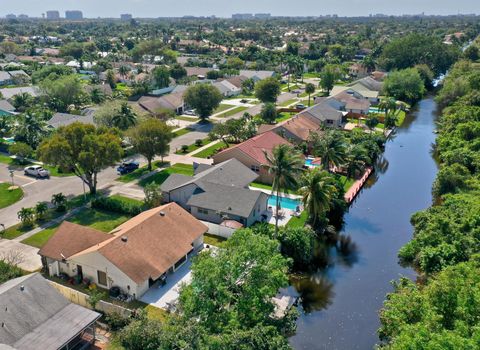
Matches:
[[268, 195, 301, 210], [369, 107, 382, 114], [305, 158, 319, 167], [2, 137, 14, 144]]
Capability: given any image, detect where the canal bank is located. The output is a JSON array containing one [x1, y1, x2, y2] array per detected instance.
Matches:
[[290, 96, 439, 349]]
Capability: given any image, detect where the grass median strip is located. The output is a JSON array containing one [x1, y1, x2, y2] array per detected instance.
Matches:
[[116, 161, 169, 183], [215, 106, 248, 118], [175, 137, 211, 155], [0, 182, 23, 209]]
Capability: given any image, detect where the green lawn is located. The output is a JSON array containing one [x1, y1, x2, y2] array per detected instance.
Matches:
[[116, 161, 169, 183], [275, 113, 294, 123], [175, 137, 211, 155], [204, 233, 227, 247], [215, 106, 248, 118], [193, 141, 228, 158], [139, 163, 194, 187], [396, 110, 406, 126], [172, 128, 192, 138], [109, 195, 144, 206], [338, 175, 356, 192], [175, 116, 199, 122], [0, 183, 23, 209], [303, 72, 320, 79], [43, 165, 74, 177], [22, 208, 130, 248], [279, 98, 298, 107], [286, 210, 308, 228], [213, 103, 235, 114], [250, 182, 273, 191]]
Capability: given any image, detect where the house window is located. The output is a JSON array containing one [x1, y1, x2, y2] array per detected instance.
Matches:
[[250, 165, 260, 172], [97, 270, 107, 286], [198, 208, 209, 215], [326, 120, 334, 125]]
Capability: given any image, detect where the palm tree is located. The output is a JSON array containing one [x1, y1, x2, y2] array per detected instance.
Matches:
[[299, 169, 337, 228], [112, 103, 137, 130], [345, 145, 370, 180], [34, 201, 48, 221], [264, 144, 304, 237], [118, 65, 131, 80], [12, 92, 32, 112], [13, 113, 48, 148], [313, 131, 347, 172], [90, 87, 106, 104], [305, 83, 315, 106], [378, 97, 397, 121], [17, 207, 35, 228]]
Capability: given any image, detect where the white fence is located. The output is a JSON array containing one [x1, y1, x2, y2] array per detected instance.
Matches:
[[49, 280, 132, 317], [201, 221, 237, 239]]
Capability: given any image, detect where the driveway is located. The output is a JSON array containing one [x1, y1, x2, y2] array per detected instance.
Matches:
[[169, 122, 213, 153], [0, 238, 42, 271]]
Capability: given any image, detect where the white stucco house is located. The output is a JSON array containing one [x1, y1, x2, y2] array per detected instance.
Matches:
[[38, 203, 208, 299]]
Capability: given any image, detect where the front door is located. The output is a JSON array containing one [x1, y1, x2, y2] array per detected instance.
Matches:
[[77, 265, 83, 281]]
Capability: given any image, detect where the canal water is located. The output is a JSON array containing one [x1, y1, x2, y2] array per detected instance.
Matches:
[[290, 96, 439, 350]]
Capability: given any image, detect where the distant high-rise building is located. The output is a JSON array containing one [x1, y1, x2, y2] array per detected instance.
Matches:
[[232, 13, 253, 20], [18, 14, 28, 19], [5, 14, 17, 19], [120, 14, 132, 21], [46, 11, 60, 20], [65, 10, 83, 20], [254, 13, 271, 19]]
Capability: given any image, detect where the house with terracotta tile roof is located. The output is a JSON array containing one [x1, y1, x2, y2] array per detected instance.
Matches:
[[39, 203, 207, 299], [257, 113, 325, 144], [212, 131, 294, 184]]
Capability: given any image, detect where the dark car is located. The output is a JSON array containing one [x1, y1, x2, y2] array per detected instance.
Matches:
[[117, 160, 139, 175]]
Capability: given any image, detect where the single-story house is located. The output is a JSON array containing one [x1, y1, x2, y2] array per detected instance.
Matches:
[[161, 159, 269, 227], [185, 67, 213, 79], [0, 71, 13, 86], [138, 92, 185, 115], [226, 75, 248, 89], [329, 91, 371, 115], [84, 84, 113, 97], [47, 112, 96, 129], [0, 86, 40, 100], [213, 80, 242, 97], [212, 131, 294, 184], [0, 273, 101, 350], [39, 203, 207, 299], [7, 70, 31, 84], [298, 100, 346, 128], [257, 114, 323, 144], [239, 70, 275, 82], [349, 63, 369, 78], [0, 99, 15, 116], [330, 77, 383, 104]]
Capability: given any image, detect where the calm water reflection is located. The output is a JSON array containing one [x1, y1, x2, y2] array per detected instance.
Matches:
[[290, 97, 439, 349]]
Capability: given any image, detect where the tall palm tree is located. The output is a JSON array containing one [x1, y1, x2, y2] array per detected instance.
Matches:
[[313, 131, 347, 172], [14, 113, 48, 148], [112, 102, 137, 130], [345, 145, 370, 180], [378, 97, 397, 120], [305, 83, 315, 107], [264, 144, 304, 237], [299, 168, 337, 228]]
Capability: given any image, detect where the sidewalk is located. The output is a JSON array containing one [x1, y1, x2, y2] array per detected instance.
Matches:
[[187, 139, 221, 157]]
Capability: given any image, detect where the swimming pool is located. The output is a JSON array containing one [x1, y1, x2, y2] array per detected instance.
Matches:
[[2, 137, 14, 145], [369, 107, 383, 114], [305, 158, 320, 167], [268, 195, 301, 211]]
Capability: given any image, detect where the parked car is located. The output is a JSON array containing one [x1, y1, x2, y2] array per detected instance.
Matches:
[[24, 165, 50, 178], [184, 109, 196, 116], [296, 104, 306, 110], [117, 160, 139, 175]]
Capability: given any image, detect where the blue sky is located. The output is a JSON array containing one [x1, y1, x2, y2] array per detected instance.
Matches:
[[2, 0, 479, 18]]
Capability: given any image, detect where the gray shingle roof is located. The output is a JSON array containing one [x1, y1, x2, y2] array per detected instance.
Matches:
[[300, 101, 344, 122], [161, 159, 259, 193], [0, 273, 100, 350], [47, 113, 95, 129], [160, 174, 193, 192], [187, 182, 268, 217], [0, 99, 15, 112]]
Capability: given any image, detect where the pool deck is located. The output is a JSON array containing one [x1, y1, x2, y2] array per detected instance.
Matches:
[[344, 167, 373, 204]]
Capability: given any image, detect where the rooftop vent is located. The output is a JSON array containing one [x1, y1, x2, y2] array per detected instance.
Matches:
[[20, 285, 24, 291], [121, 236, 128, 242], [159, 211, 166, 217]]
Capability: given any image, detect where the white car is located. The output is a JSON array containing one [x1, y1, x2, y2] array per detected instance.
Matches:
[[24, 165, 50, 179], [184, 109, 196, 116]]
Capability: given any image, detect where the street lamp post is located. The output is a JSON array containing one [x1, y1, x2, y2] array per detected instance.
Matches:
[[9, 170, 14, 187]]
